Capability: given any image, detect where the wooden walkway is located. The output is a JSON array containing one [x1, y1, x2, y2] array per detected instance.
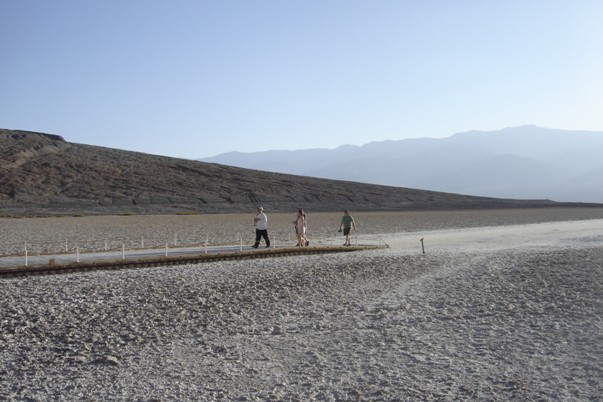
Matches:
[[0, 243, 388, 277]]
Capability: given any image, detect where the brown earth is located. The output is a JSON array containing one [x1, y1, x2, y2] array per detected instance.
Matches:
[[1, 129, 599, 217]]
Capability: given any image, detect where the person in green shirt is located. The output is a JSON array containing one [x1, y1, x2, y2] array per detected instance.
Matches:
[[338, 209, 356, 246]]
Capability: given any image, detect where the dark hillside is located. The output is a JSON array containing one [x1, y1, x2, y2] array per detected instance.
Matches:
[[0, 130, 593, 217]]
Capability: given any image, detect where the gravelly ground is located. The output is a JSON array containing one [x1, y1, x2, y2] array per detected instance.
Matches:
[[1, 208, 602, 401]]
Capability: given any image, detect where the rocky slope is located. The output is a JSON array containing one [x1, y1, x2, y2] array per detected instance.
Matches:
[[0, 129, 592, 217]]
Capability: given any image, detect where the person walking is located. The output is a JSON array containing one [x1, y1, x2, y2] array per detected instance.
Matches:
[[338, 209, 356, 246], [293, 207, 309, 247], [253, 206, 270, 248]]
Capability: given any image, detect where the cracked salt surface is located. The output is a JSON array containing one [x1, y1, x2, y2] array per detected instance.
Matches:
[[1, 216, 601, 400]]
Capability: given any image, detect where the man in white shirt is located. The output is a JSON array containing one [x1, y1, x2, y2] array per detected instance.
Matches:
[[252, 206, 271, 248]]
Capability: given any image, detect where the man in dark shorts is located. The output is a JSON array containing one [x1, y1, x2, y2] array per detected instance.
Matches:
[[338, 209, 356, 246], [253, 206, 270, 248]]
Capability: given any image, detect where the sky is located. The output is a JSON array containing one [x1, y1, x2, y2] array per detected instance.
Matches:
[[1, 1, 602, 159]]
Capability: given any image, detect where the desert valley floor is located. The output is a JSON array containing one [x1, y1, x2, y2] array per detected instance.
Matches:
[[1, 208, 602, 401]]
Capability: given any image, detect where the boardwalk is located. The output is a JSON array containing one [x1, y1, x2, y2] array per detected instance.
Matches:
[[0, 240, 388, 276]]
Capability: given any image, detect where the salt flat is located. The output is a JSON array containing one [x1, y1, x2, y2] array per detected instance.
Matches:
[[1, 209, 601, 401], [2, 207, 602, 255], [385, 218, 603, 253]]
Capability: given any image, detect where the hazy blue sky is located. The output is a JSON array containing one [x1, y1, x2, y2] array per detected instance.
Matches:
[[1, 1, 602, 158]]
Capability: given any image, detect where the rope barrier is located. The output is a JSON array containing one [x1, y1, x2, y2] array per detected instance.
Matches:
[[1, 232, 389, 268]]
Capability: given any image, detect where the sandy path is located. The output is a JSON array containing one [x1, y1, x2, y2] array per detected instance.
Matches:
[[0, 214, 602, 401], [384, 218, 603, 253]]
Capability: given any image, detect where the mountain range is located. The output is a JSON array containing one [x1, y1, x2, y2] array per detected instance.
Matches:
[[1, 128, 592, 217], [201, 126, 603, 203]]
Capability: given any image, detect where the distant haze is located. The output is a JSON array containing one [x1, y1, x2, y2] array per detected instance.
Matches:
[[202, 126, 603, 203]]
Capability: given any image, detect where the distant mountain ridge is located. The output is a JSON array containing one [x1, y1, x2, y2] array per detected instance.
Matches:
[[201, 126, 603, 203], [1, 129, 592, 217]]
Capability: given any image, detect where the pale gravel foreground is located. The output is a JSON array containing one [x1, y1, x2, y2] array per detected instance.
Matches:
[[1, 209, 602, 401]]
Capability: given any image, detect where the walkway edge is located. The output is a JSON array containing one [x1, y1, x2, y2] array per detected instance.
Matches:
[[0, 245, 387, 277]]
